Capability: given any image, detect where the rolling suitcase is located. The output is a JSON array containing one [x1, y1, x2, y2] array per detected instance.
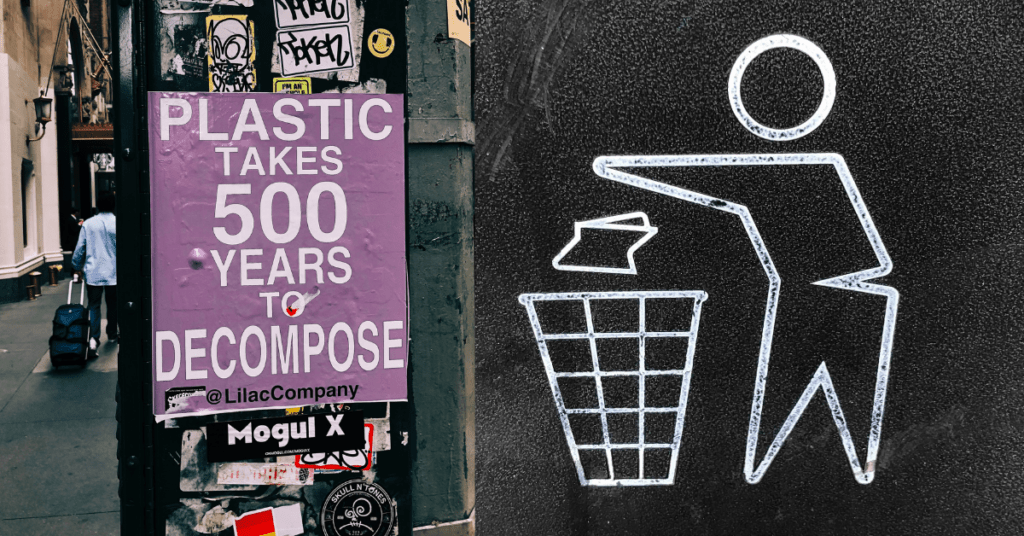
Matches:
[[49, 276, 91, 368]]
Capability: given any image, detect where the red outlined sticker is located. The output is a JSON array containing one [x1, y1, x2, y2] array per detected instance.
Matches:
[[295, 423, 373, 470]]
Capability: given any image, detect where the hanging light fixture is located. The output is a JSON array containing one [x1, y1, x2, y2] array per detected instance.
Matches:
[[33, 95, 53, 124], [27, 93, 53, 143]]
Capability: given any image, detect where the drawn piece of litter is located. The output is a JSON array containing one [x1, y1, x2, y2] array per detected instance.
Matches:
[[188, 248, 208, 270], [217, 463, 313, 486], [552, 212, 658, 275], [233, 504, 304, 536]]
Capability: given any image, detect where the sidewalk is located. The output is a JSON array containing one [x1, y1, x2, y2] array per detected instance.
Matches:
[[0, 278, 119, 535]]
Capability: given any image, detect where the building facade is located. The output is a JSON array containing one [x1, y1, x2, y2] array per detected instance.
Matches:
[[0, 0, 63, 302], [0, 0, 112, 303]]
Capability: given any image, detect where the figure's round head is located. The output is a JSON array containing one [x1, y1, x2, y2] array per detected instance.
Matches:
[[728, 34, 835, 141]]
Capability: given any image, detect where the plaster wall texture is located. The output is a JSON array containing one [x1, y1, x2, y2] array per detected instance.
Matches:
[[0, 19, 61, 279], [38, 87, 60, 263], [9, 54, 40, 261], [1, 0, 64, 73], [0, 53, 12, 268], [0, 54, 55, 276]]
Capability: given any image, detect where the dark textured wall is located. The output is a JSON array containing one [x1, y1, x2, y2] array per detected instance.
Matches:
[[476, 1, 1024, 534]]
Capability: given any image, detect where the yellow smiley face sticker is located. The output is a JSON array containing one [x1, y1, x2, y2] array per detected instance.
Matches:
[[368, 29, 395, 58]]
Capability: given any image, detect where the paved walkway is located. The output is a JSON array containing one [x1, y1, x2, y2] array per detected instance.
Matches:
[[0, 279, 119, 535]]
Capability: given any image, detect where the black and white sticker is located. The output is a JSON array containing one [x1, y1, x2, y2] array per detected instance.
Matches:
[[206, 412, 363, 463], [165, 386, 206, 412], [321, 480, 396, 536]]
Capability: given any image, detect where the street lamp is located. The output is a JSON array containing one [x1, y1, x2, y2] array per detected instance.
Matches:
[[27, 94, 53, 143]]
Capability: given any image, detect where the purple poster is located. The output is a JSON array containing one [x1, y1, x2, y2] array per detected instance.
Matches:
[[148, 92, 406, 419]]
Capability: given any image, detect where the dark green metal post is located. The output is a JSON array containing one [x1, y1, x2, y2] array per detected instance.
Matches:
[[406, 0, 475, 532]]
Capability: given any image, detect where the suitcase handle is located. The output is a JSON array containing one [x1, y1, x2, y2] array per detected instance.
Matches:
[[67, 275, 87, 306]]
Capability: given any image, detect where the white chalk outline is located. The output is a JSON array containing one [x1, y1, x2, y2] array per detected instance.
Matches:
[[552, 212, 659, 275], [728, 34, 836, 141], [591, 153, 899, 484], [519, 291, 708, 486]]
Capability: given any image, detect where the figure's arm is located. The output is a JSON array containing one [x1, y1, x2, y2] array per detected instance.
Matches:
[[72, 226, 87, 271]]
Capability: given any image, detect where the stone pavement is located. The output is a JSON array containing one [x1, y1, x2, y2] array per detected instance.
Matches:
[[0, 278, 119, 535]]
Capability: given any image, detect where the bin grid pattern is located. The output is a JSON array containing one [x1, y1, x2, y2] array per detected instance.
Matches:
[[519, 291, 707, 486]]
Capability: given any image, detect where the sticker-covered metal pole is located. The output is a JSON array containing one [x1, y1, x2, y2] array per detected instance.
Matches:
[[407, 0, 475, 532]]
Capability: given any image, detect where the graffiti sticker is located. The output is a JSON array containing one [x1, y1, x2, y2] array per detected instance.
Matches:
[[206, 15, 257, 92], [296, 423, 374, 471], [277, 24, 355, 76], [274, 0, 350, 29]]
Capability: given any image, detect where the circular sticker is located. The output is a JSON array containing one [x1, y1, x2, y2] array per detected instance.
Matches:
[[368, 29, 395, 58], [321, 480, 396, 536]]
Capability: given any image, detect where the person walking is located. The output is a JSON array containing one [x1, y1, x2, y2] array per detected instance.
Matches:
[[72, 193, 118, 352]]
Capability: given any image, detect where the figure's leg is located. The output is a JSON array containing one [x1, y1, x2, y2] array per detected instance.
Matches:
[[87, 284, 102, 345]]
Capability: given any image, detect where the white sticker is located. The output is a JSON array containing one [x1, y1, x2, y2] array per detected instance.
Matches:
[[217, 463, 313, 486], [276, 24, 355, 76], [274, 0, 350, 29]]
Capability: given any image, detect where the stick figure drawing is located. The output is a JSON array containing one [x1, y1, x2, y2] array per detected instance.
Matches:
[[521, 34, 899, 487]]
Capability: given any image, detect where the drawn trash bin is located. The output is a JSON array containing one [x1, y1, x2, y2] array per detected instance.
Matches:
[[519, 290, 708, 486]]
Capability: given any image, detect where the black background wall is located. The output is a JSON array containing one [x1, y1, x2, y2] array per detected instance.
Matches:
[[476, 1, 1024, 534]]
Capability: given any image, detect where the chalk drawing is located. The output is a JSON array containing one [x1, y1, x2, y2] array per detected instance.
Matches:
[[206, 15, 256, 92], [728, 34, 836, 141], [520, 34, 898, 486], [552, 212, 658, 275], [519, 291, 707, 486], [592, 153, 899, 485]]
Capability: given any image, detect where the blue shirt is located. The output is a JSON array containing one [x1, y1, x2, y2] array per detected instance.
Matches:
[[72, 213, 117, 286]]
